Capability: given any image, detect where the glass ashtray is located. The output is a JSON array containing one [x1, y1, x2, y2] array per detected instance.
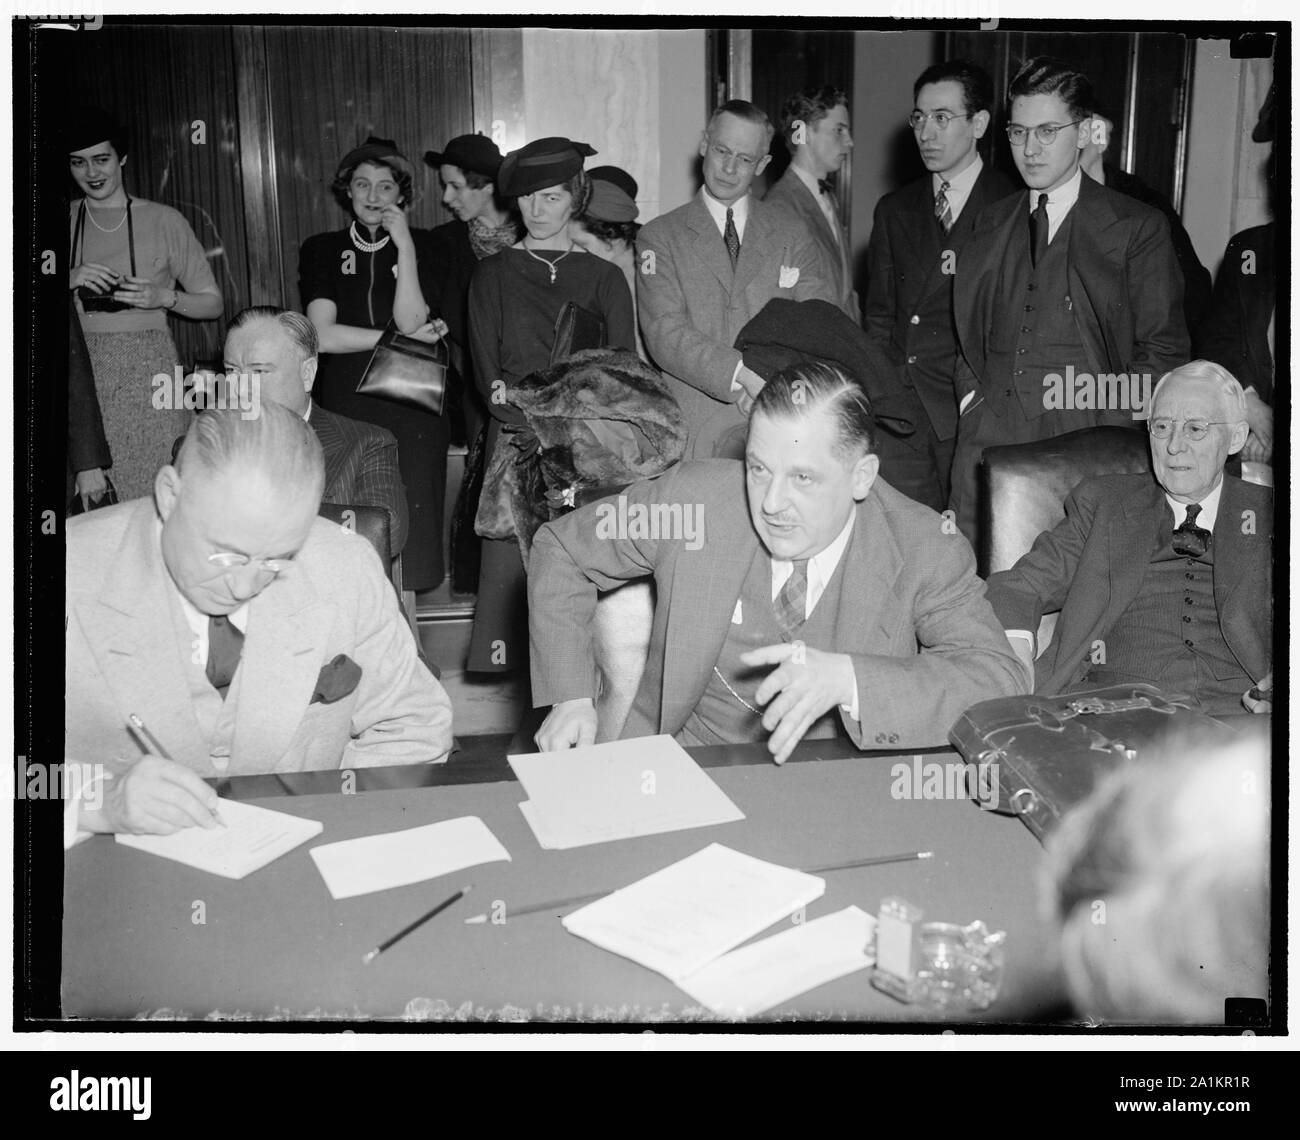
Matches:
[[871, 920, 1006, 1013]]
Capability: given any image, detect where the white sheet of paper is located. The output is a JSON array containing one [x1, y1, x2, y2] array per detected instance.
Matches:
[[561, 843, 825, 982], [509, 735, 744, 850], [115, 798, 322, 880], [308, 815, 510, 900], [677, 906, 877, 1018]]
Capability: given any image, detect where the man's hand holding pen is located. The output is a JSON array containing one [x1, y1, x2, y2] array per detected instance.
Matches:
[[81, 756, 225, 836]]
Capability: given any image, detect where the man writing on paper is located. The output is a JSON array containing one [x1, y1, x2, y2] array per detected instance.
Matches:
[[528, 362, 1030, 761], [65, 403, 453, 840]]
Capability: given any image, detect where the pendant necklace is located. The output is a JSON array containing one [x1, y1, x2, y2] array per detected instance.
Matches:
[[86, 200, 130, 234], [522, 241, 574, 284], [350, 221, 390, 254]]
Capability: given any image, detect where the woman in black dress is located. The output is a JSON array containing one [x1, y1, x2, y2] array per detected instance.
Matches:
[[466, 137, 637, 674], [299, 136, 449, 590]]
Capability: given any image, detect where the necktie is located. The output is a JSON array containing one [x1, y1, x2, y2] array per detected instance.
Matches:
[[935, 180, 953, 233], [206, 614, 245, 699], [1030, 192, 1049, 267], [817, 177, 835, 194], [724, 206, 741, 268], [1172, 502, 1210, 559], [773, 559, 810, 639]]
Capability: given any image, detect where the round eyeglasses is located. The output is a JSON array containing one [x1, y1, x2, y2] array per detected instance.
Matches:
[[1147, 419, 1235, 442], [1005, 120, 1087, 147], [207, 551, 290, 575], [909, 111, 972, 132]]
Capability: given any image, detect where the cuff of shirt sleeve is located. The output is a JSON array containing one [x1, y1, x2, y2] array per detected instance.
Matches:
[[839, 662, 861, 722], [730, 359, 746, 393], [1006, 629, 1035, 656], [64, 764, 109, 850]]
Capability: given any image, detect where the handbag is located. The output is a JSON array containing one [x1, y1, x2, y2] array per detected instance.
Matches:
[[67, 475, 119, 516], [355, 322, 447, 415], [549, 301, 606, 365], [948, 684, 1239, 843]]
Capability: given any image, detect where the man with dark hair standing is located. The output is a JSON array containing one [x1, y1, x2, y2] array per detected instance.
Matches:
[[863, 60, 1017, 511], [949, 56, 1189, 547], [766, 86, 858, 321], [638, 100, 834, 460], [528, 362, 1028, 761]]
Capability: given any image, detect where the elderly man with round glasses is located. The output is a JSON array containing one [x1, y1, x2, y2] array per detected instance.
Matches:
[[984, 360, 1271, 717]]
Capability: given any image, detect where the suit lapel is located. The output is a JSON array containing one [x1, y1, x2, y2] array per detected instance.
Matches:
[[733, 199, 777, 297], [1108, 482, 1168, 615], [311, 406, 349, 500], [688, 194, 738, 294], [74, 501, 212, 770], [229, 561, 336, 774], [661, 493, 757, 731], [831, 494, 904, 650], [1066, 177, 1126, 373]]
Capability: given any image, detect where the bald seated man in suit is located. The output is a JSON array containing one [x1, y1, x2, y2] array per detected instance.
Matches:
[[65, 403, 453, 841], [987, 360, 1271, 716], [528, 362, 1030, 762]]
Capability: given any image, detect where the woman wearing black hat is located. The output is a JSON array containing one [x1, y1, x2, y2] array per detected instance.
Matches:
[[299, 136, 450, 591], [68, 108, 224, 501], [465, 137, 637, 674]]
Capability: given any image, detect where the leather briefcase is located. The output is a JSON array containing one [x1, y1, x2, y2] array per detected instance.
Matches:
[[549, 301, 606, 365], [356, 322, 447, 415], [948, 684, 1240, 843]]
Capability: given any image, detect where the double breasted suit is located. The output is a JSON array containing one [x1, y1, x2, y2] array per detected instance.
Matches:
[[66, 499, 453, 777], [637, 193, 835, 458], [528, 460, 1030, 749], [763, 166, 858, 322], [985, 474, 1271, 696]]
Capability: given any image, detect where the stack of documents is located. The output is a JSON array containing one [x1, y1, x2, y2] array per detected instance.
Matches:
[[115, 798, 322, 880], [562, 843, 875, 1017], [509, 735, 745, 849], [309, 816, 511, 899]]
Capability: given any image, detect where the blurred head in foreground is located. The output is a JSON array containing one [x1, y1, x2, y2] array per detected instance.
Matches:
[[1043, 732, 1269, 1024]]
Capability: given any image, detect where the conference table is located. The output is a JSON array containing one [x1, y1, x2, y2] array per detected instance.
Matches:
[[62, 739, 1064, 1023]]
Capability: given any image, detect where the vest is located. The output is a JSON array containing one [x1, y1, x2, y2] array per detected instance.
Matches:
[[986, 210, 1087, 420], [680, 550, 847, 747], [1085, 516, 1250, 715], [168, 591, 239, 776]]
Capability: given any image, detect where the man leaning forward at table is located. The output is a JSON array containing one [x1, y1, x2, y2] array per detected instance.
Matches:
[[529, 362, 1030, 762], [65, 402, 453, 842]]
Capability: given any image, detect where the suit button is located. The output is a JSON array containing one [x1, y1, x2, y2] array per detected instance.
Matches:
[[1027, 283, 1036, 291], [1017, 348, 1028, 354], [906, 354, 917, 364], [874, 733, 886, 744], [1004, 388, 1013, 397], [1024, 304, 1035, 312], [1182, 615, 1192, 623], [1184, 638, 1194, 647], [909, 314, 920, 325], [1020, 326, 1031, 333], [1185, 596, 1194, 605], [888, 733, 899, 744], [1185, 572, 1195, 580], [1015, 369, 1025, 376]]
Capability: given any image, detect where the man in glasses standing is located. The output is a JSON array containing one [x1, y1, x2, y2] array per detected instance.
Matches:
[[985, 360, 1270, 717], [949, 56, 1189, 547], [64, 403, 453, 841], [862, 59, 1016, 511]]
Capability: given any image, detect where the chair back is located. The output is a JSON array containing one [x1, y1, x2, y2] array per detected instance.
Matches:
[[980, 426, 1151, 576]]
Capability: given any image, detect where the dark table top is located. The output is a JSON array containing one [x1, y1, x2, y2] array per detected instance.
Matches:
[[62, 739, 1063, 1024]]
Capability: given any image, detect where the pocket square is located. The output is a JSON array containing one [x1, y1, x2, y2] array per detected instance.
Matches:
[[732, 600, 744, 625], [311, 654, 362, 705], [778, 265, 800, 288]]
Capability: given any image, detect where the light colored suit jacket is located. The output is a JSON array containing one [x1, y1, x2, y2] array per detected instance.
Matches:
[[985, 474, 1271, 695], [637, 192, 835, 457], [66, 498, 453, 777], [528, 461, 1030, 749], [764, 165, 858, 322]]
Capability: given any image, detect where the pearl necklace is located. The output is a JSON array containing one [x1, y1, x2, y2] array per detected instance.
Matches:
[[350, 221, 390, 254], [85, 201, 129, 233], [522, 241, 575, 284]]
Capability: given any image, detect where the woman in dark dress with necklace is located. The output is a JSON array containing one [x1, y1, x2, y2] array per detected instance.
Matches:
[[466, 137, 637, 674], [299, 136, 449, 590]]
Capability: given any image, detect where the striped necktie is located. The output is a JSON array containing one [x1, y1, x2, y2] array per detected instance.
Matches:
[[773, 559, 810, 639], [935, 180, 953, 233]]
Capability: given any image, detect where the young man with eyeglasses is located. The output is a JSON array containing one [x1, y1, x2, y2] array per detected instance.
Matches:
[[985, 360, 1270, 718], [862, 59, 1016, 511], [637, 99, 834, 459], [64, 404, 453, 840], [948, 56, 1190, 548]]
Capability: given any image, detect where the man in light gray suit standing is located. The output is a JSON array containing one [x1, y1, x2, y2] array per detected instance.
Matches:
[[764, 86, 858, 322], [637, 99, 835, 459]]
